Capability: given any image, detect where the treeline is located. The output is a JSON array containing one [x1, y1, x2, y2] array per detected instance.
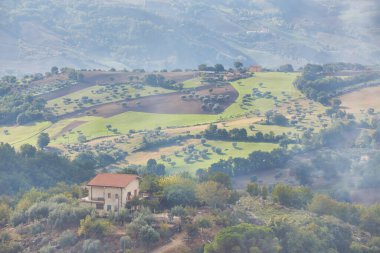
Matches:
[[294, 63, 379, 104], [197, 149, 290, 177], [0, 143, 96, 195], [203, 124, 292, 143], [143, 74, 180, 90], [0, 82, 51, 125]]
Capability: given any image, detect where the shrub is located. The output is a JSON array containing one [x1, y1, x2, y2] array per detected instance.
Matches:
[[27, 201, 57, 221], [120, 236, 133, 252], [78, 216, 111, 238], [82, 239, 101, 253], [11, 211, 28, 226], [272, 184, 313, 209], [58, 230, 77, 248], [48, 205, 92, 229], [138, 225, 160, 249], [39, 245, 55, 253], [0, 203, 11, 226]]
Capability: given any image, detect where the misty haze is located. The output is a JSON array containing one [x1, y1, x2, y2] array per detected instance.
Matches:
[[0, 1, 380, 253]]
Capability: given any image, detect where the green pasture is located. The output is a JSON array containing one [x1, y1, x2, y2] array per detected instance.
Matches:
[[182, 77, 202, 88], [3, 72, 328, 149], [154, 140, 279, 174], [0, 121, 52, 148]]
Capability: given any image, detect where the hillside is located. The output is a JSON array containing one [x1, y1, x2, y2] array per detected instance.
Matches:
[[1, 0, 380, 75], [2, 64, 380, 252]]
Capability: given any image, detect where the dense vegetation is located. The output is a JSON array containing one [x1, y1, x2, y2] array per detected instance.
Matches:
[[0, 143, 95, 195], [203, 124, 292, 144], [294, 63, 379, 104], [1, 172, 380, 252], [0, 81, 50, 125]]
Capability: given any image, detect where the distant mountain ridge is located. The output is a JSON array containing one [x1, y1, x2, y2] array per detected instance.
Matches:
[[0, 0, 379, 75]]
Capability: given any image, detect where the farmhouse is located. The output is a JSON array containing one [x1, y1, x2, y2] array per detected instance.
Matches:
[[81, 173, 140, 213], [249, 65, 263, 72]]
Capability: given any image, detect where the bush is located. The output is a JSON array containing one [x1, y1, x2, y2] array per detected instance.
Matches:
[[82, 239, 101, 253], [39, 245, 55, 253], [138, 225, 160, 248], [58, 230, 77, 248], [163, 184, 197, 207], [78, 216, 111, 238], [0, 203, 11, 226], [48, 204, 92, 229], [120, 235, 133, 252], [28, 201, 57, 221], [11, 211, 28, 226], [0, 242, 23, 253], [272, 184, 313, 209]]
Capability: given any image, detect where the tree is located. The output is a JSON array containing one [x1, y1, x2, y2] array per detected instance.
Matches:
[[146, 159, 166, 176], [138, 225, 160, 249], [247, 182, 261, 196], [234, 61, 243, 70], [37, 133, 50, 150], [163, 184, 197, 207], [214, 64, 225, 72], [272, 114, 289, 126], [58, 230, 77, 248], [294, 164, 313, 185], [204, 223, 281, 253], [208, 172, 231, 188], [278, 64, 294, 72], [78, 215, 111, 238], [272, 184, 313, 209], [196, 181, 230, 208], [51, 66, 59, 75], [198, 64, 208, 71], [20, 144, 37, 158]]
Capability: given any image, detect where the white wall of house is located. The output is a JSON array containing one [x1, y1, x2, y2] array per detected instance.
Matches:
[[87, 179, 139, 212]]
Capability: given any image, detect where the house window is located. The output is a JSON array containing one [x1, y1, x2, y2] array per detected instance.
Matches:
[[96, 204, 104, 210], [115, 194, 119, 199], [127, 192, 131, 200], [108, 193, 111, 199], [134, 190, 137, 197], [107, 205, 112, 211]]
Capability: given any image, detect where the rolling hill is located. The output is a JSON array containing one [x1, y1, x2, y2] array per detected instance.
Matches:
[[1, 0, 379, 75]]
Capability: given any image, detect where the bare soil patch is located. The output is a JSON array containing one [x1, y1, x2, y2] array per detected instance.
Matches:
[[53, 120, 87, 138], [340, 86, 380, 114], [39, 82, 94, 100], [59, 83, 239, 118]]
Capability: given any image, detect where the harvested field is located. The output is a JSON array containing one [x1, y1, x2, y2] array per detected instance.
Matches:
[[39, 82, 94, 100], [340, 86, 380, 115], [53, 120, 87, 138], [35, 71, 199, 100], [59, 83, 239, 118]]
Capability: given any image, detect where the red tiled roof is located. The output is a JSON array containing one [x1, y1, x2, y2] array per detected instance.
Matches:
[[87, 173, 138, 188]]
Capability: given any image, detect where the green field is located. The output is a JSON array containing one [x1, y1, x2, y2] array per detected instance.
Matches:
[[138, 140, 279, 174], [1, 72, 328, 162], [0, 122, 52, 147], [182, 77, 202, 88]]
